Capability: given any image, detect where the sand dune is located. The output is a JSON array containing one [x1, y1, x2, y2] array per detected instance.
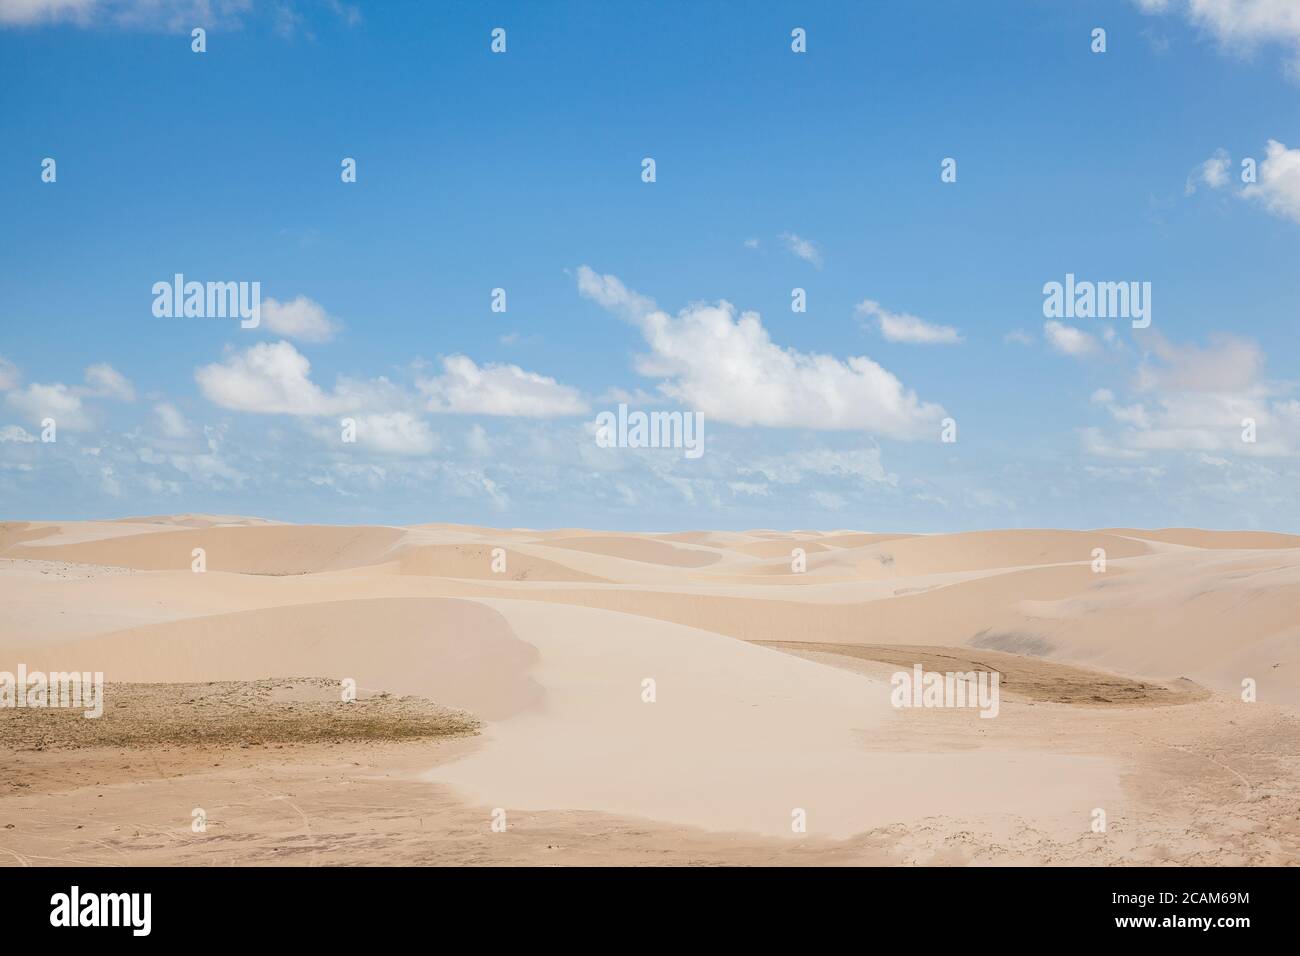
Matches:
[[541, 535, 722, 567], [5, 596, 540, 721], [1101, 527, 1300, 550], [726, 537, 834, 559], [2, 518, 1298, 865], [393, 542, 609, 582], [112, 513, 284, 529], [427, 598, 1120, 838], [7, 523, 406, 574]]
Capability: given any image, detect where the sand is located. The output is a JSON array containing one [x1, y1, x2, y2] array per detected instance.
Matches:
[[1, 517, 1297, 865]]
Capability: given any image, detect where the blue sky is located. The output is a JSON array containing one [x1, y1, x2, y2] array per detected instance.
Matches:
[[2, 0, 1299, 531]]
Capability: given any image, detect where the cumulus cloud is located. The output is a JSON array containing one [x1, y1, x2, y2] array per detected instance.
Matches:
[[1085, 332, 1299, 456], [1185, 148, 1231, 194], [778, 232, 823, 268], [1241, 139, 1300, 222], [346, 412, 436, 456], [84, 362, 135, 401], [1109, 390, 1281, 453], [576, 266, 944, 438], [574, 266, 656, 317], [1191, 140, 1300, 223], [259, 295, 340, 343], [0, 0, 94, 26], [857, 299, 962, 345], [1138, 0, 1300, 75], [0, 0, 252, 30], [5, 382, 91, 429], [3, 362, 133, 430], [419, 355, 588, 418], [195, 340, 577, 454], [1044, 320, 1100, 358], [197, 341, 341, 415], [198, 345, 435, 454]]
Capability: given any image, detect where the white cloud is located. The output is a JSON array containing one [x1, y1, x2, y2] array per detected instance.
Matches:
[[259, 295, 339, 343], [576, 266, 944, 438], [348, 412, 436, 456], [2, 363, 131, 430], [778, 232, 823, 268], [1003, 329, 1034, 346], [1085, 332, 1300, 457], [197, 340, 577, 456], [857, 299, 962, 345], [1192, 140, 1300, 223], [5, 382, 91, 430], [0, 0, 252, 30], [740, 446, 897, 486], [574, 266, 657, 317], [1091, 387, 1152, 428], [1241, 139, 1300, 223], [1125, 391, 1276, 452], [0, 0, 94, 26], [153, 424, 247, 488], [84, 362, 135, 401], [1138, 0, 1300, 74], [0, 425, 36, 443], [743, 238, 760, 249], [0, 356, 19, 390], [1044, 321, 1100, 358], [197, 341, 341, 415], [1186, 148, 1231, 194], [153, 402, 191, 439], [1136, 332, 1263, 392], [420, 355, 588, 418]]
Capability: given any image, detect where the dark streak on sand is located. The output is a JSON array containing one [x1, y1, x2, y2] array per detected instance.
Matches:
[[753, 641, 1210, 707]]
